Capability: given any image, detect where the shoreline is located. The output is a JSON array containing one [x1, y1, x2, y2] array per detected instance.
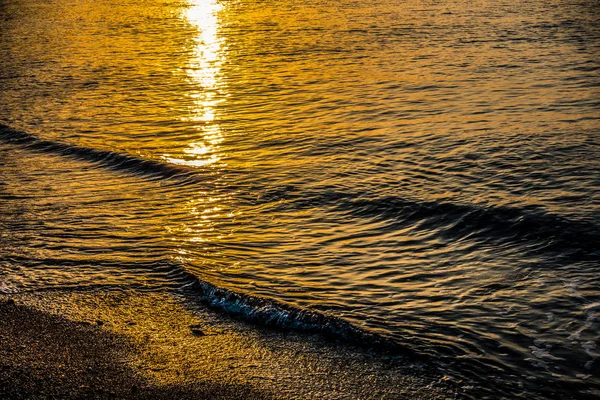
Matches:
[[0, 296, 268, 400], [0, 290, 458, 399]]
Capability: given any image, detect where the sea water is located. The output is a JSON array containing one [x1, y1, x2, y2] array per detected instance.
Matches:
[[1, 0, 599, 397]]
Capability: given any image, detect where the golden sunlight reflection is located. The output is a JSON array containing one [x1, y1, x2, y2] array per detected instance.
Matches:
[[163, 0, 225, 168]]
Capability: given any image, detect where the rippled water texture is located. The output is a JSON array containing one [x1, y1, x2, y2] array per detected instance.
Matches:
[[1, 0, 599, 398]]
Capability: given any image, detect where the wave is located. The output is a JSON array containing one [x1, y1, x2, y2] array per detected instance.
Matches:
[[182, 276, 415, 355], [254, 189, 600, 260], [2, 124, 597, 260], [0, 124, 202, 183], [343, 196, 599, 252], [2, 248, 411, 355]]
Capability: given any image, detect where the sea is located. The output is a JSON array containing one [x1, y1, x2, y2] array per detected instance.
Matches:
[[1, 0, 599, 398]]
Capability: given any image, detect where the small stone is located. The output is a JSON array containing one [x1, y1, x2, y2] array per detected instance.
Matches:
[[190, 328, 205, 336], [6, 298, 15, 305]]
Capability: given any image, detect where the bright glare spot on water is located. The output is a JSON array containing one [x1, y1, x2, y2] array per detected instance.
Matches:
[[167, 0, 225, 168], [184, 142, 210, 156]]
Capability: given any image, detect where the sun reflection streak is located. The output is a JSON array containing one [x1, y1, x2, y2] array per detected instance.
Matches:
[[162, 0, 236, 254], [164, 0, 225, 168]]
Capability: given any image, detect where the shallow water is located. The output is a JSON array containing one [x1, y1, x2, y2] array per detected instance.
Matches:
[[1, 0, 599, 397]]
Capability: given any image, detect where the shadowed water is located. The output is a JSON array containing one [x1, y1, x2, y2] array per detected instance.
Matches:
[[1, 0, 599, 398]]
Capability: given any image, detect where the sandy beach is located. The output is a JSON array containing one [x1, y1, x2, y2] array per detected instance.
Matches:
[[0, 290, 458, 399]]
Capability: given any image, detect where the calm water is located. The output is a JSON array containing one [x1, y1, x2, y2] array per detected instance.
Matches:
[[1, 0, 599, 397]]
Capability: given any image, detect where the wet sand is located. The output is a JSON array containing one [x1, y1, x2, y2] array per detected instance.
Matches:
[[0, 291, 459, 399]]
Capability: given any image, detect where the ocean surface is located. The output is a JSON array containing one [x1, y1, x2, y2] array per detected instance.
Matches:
[[1, 0, 599, 397]]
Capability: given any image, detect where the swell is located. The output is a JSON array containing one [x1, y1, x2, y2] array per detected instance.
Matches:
[[169, 263, 598, 400], [4, 249, 412, 356], [0, 124, 202, 182], [2, 124, 597, 260], [343, 196, 600, 256], [182, 276, 414, 355], [254, 188, 600, 260]]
